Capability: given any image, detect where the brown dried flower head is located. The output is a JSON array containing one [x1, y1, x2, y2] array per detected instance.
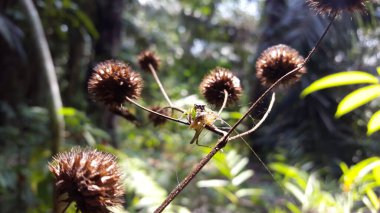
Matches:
[[307, 0, 368, 15], [88, 60, 143, 107], [49, 148, 124, 213], [256, 44, 306, 88], [200, 67, 242, 108], [138, 50, 161, 72], [148, 106, 169, 126]]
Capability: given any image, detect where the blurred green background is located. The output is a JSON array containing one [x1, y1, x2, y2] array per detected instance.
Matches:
[[1, 0, 380, 212]]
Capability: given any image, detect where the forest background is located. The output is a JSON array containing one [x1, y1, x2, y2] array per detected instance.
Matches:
[[1, 0, 380, 212]]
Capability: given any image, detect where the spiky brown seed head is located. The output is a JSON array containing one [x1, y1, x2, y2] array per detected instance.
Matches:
[[307, 0, 367, 15], [88, 60, 143, 107], [148, 106, 169, 126], [138, 50, 161, 72], [256, 44, 306, 88], [49, 148, 124, 213], [200, 67, 242, 108]]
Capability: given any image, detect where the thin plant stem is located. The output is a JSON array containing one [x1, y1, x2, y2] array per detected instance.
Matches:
[[218, 90, 228, 116], [149, 64, 175, 107], [161, 106, 185, 113], [126, 97, 188, 125], [229, 92, 275, 141], [126, 98, 225, 136], [153, 12, 337, 213]]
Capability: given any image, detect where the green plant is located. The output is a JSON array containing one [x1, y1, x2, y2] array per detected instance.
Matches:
[[301, 67, 380, 135], [340, 157, 380, 212], [196, 149, 263, 211], [270, 157, 380, 213]]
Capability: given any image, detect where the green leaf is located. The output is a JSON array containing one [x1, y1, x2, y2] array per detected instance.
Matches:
[[376, 67, 380, 76], [197, 179, 229, 188], [230, 157, 249, 176], [301, 71, 378, 97], [270, 163, 307, 189], [59, 107, 76, 116], [286, 202, 302, 213], [366, 188, 380, 210], [232, 170, 254, 186], [341, 157, 380, 189], [335, 85, 380, 118], [235, 188, 263, 197], [285, 182, 305, 203], [367, 110, 380, 135]]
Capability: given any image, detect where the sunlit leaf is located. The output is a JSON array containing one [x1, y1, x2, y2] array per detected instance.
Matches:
[[286, 202, 302, 213], [230, 157, 249, 176], [366, 188, 380, 210], [367, 110, 380, 135], [341, 157, 380, 189], [340, 162, 349, 174], [232, 170, 254, 186], [235, 188, 263, 197], [301, 71, 379, 97], [59, 107, 76, 116], [374, 167, 380, 184], [270, 163, 307, 189], [285, 182, 305, 204], [335, 85, 380, 118], [377, 67, 380, 76], [197, 179, 229, 187]]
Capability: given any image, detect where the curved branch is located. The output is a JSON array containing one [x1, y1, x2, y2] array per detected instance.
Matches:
[[217, 90, 228, 116], [160, 106, 185, 113], [229, 92, 275, 141], [126, 97, 189, 125], [149, 64, 176, 108]]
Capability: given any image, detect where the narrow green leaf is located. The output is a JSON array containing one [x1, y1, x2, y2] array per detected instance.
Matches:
[[235, 188, 263, 197], [59, 107, 76, 116], [197, 179, 229, 188], [374, 167, 380, 184], [230, 157, 249, 176], [286, 202, 302, 213], [376, 67, 380, 76], [367, 110, 380, 135], [340, 162, 349, 174], [335, 85, 380, 118], [366, 188, 380, 210], [285, 182, 305, 203], [301, 71, 378, 97], [232, 170, 254, 186]]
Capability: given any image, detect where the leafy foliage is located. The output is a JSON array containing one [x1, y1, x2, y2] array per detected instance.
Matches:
[[197, 149, 263, 211], [271, 157, 380, 213], [302, 68, 380, 135], [1, 0, 380, 212]]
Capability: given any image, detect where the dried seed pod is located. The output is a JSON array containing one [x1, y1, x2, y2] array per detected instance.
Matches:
[[200, 67, 242, 108], [138, 50, 161, 72], [88, 60, 143, 107], [307, 0, 368, 15], [49, 148, 124, 213], [256, 44, 306, 88], [148, 106, 169, 126]]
